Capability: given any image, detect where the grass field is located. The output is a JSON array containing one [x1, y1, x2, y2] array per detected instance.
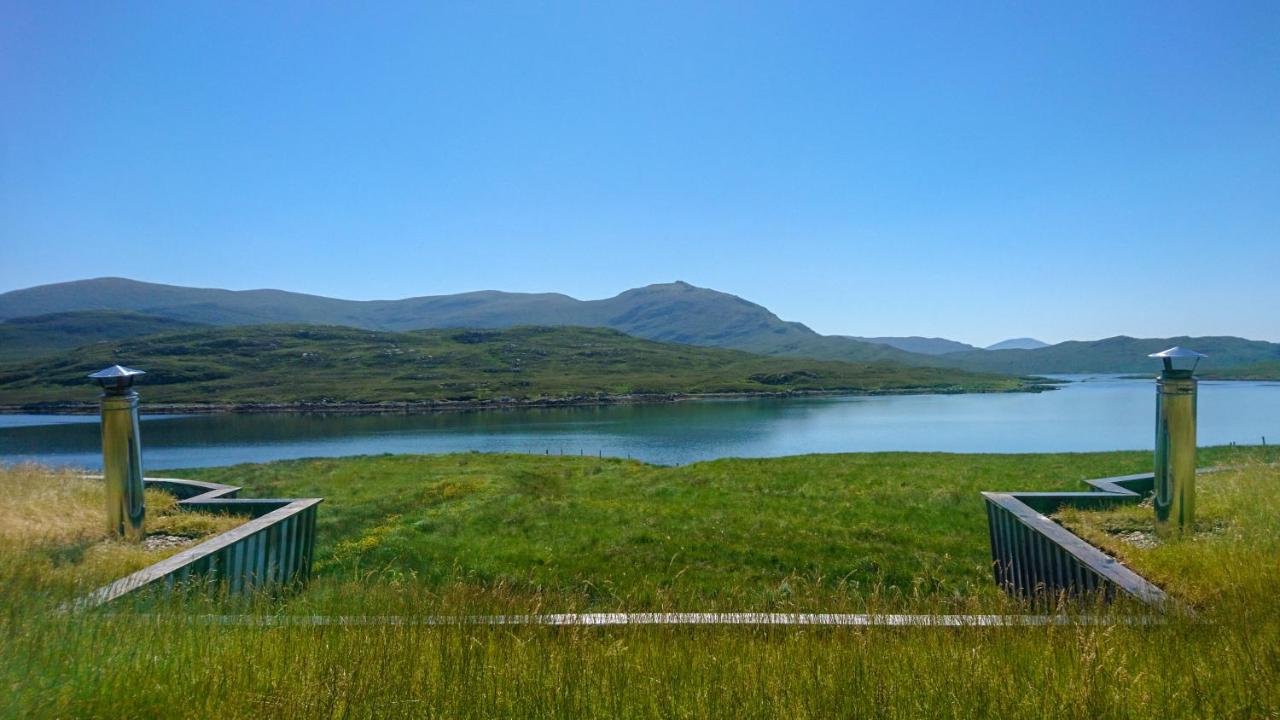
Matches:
[[0, 324, 1033, 408], [172, 446, 1274, 611], [3, 450, 1277, 718]]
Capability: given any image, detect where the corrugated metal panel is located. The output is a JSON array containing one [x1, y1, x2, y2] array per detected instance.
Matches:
[[981, 473, 1171, 607], [71, 478, 323, 609]]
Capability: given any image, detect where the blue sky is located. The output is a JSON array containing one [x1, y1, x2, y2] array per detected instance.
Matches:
[[2, 2, 1277, 346]]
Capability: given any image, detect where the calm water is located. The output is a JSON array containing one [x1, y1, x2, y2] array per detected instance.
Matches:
[[1, 376, 1276, 469]]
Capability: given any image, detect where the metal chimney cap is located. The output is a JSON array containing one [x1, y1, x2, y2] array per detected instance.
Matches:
[[88, 365, 146, 379], [1148, 347, 1207, 359]]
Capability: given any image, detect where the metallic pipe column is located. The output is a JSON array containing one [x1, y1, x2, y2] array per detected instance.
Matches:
[[1152, 351, 1201, 536], [90, 365, 147, 541]]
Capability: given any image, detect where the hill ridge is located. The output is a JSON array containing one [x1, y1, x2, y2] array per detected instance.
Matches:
[[2, 279, 1277, 375], [0, 277, 924, 366]]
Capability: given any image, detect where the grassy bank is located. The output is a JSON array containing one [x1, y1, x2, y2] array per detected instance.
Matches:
[[0, 324, 1035, 410]]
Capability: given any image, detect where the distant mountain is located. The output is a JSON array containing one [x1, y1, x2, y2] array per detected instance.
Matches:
[[0, 277, 379, 326], [851, 336, 977, 355], [986, 338, 1049, 351], [0, 311, 209, 363], [0, 278, 927, 366], [933, 336, 1280, 375], [2, 279, 1275, 377]]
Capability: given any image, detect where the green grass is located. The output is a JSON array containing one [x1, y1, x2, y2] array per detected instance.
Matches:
[[0, 324, 1033, 408], [2, 605, 1275, 719], [4, 450, 1280, 718], [168, 446, 1275, 610]]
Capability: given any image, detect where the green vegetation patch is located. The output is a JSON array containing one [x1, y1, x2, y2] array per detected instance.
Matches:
[[1204, 359, 1280, 381], [0, 310, 209, 363], [174, 447, 1273, 609], [0, 324, 1032, 407]]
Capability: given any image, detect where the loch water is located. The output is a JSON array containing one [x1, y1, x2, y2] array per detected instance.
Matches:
[[1, 376, 1276, 469]]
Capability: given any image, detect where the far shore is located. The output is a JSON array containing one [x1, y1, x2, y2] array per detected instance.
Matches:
[[1116, 373, 1280, 382], [0, 384, 1055, 416]]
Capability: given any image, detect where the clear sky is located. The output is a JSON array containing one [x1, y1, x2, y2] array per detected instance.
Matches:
[[2, 2, 1277, 346]]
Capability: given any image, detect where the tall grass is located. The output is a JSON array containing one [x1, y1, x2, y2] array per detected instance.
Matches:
[[3, 455, 1278, 718], [0, 464, 243, 600], [2, 591, 1276, 719], [1057, 460, 1280, 608]]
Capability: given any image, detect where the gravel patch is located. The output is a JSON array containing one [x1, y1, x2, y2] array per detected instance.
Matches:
[[142, 534, 196, 551], [1117, 530, 1159, 549]]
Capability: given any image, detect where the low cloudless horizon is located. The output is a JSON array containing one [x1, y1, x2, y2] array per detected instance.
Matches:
[[2, 2, 1277, 346]]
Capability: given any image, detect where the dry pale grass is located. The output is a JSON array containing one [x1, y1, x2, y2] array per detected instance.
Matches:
[[0, 464, 111, 547], [0, 463, 244, 595]]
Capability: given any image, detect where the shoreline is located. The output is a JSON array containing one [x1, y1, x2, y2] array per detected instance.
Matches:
[[0, 384, 1052, 416], [1116, 374, 1280, 382]]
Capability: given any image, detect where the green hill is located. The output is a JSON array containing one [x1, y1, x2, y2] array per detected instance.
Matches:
[[0, 311, 209, 363], [0, 277, 371, 326], [1205, 360, 1280, 381], [5, 279, 1274, 376], [0, 324, 1030, 408], [931, 335, 1280, 375], [0, 278, 928, 365], [849, 336, 977, 354]]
